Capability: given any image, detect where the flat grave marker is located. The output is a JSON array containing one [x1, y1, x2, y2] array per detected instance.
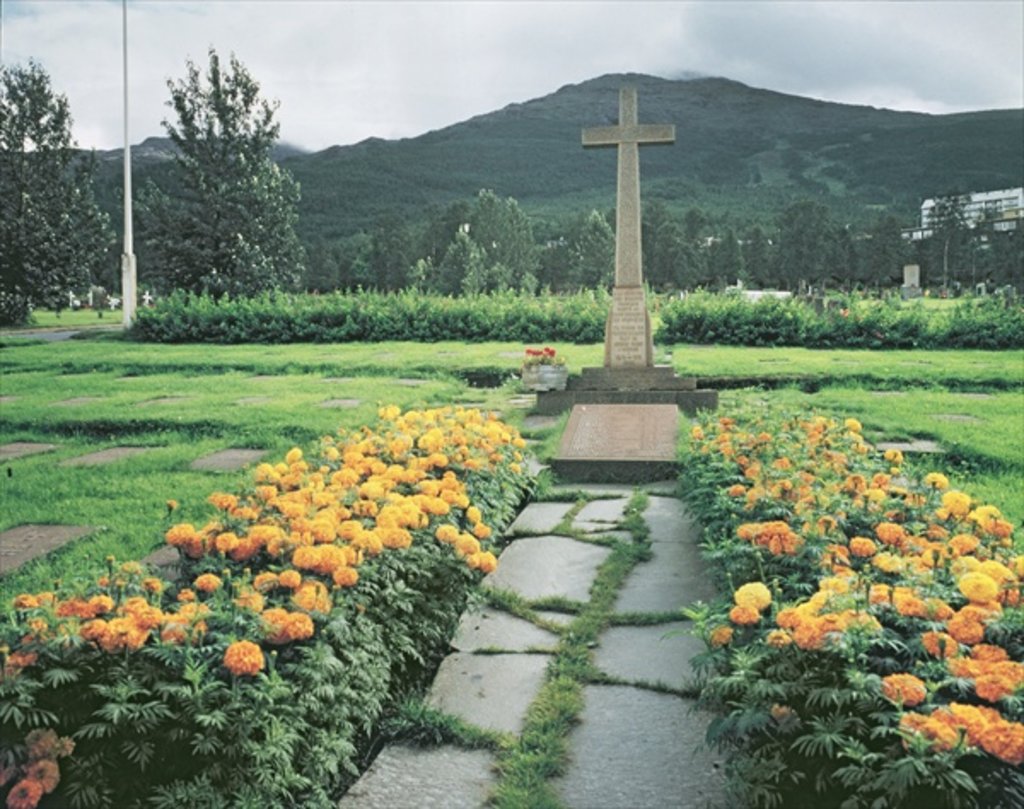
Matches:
[[0, 524, 94, 575], [190, 448, 268, 472], [61, 447, 153, 467], [0, 442, 57, 461]]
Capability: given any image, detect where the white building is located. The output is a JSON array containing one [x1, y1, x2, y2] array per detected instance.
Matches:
[[903, 187, 1023, 241]]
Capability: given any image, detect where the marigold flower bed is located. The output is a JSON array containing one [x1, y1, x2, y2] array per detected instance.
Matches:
[[1, 406, 532, 809], [684, 411, 1023, 809]]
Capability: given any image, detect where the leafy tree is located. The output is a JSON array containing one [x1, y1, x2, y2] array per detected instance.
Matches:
[[468, 189, 539, 291], [643, 201, 688, 289], [438, 231, 485, 295], [708, 227, 742, 286], [862, 215, 909, 287], [926, 193, 969, 290], [741, 226, 773, 287], [138, 48, 304, 296], [368, 211, 414, 290], [0, 61, 113, 325], [566, 210, 614, 290], [776, 200, 833, 289]]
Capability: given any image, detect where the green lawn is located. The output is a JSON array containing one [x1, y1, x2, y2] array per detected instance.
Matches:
[[2, 334, 1021, 601]]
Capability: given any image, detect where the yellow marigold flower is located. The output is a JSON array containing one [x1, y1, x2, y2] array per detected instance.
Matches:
[[883, 448, 904, 466], [166, 499, 179, 512], [844, 418, 862, 433], [690, 425, 705, 441], [958, 572, 1000, 604], [472, 522, 492, 540], [193, 574, 222, 594], [435, 524, 459, 544], [766, 629, 793, 648], [881, 673, 927, 707], [208, 492, 238, 511], [12, 594, 39, 610], [223, 640, 264, 677], [734, 582, 772, 612], [849, 537, 877, 558], [455, 534, 481, 557], [728, 604, 761, 625], [709, 626, 733, 648], [948, 533, 980, 558], [872, 552, 904, 574], [285, 447, 303, 465], [923, 472, 949, 490], [941, 490, 972, 519], [467, 551, 498, 574]]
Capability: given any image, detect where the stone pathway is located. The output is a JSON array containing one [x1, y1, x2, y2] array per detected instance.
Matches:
[[343, 491, 728, 808]]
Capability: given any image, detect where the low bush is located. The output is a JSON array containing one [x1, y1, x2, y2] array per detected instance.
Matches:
[[657, 292, 1024, 349], [683, 410, 1023, 809], [0, 406, 533, 808], [130, 290, 607, 344]]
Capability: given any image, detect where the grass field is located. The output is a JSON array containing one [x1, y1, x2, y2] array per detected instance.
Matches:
[[2, 331, 1021, 603]]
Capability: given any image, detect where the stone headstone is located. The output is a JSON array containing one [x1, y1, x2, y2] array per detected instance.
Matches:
[[901, 264, 922, 299], [552, 404, 678, 482]]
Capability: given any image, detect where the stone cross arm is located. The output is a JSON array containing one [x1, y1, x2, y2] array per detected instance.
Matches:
[[582, 123, 675, 147]]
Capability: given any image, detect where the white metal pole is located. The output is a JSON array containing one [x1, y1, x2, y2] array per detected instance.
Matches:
[[121, 0, 137, 326]]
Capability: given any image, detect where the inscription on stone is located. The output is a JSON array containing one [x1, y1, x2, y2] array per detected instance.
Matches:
[[607, 287, 652, 367], [558, 404, 678, 461]]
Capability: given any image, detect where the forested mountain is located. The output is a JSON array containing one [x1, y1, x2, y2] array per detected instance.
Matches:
[[92, 72, 1023, 242]]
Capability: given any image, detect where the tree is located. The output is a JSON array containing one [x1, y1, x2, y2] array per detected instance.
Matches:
[[927, 193, 969, 290], [566, 210, 614, 290], [367, 211, 414, 290], [468, 189, 539, 291], [0, 61, 112, 325], [741, 226, 773, 287], [139, 48, 304, 296], [862, 216, 908, 287], [775, 201, 833, 289], [707, 227, 743, 286]]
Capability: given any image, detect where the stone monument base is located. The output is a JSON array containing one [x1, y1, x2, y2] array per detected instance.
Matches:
[[551, 404, 679, 483], [535, 366, 718, 415]]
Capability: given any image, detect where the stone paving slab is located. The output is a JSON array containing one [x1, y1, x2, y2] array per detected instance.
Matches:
[[53, 396, 104, 407], [0, 396, 17, 404], [339, 744, 496, 809], [594, 622, 704, 690], [426, 652, 549, 735], [451, 607, 559, 652], [551, 483, 636, 497], [876, 439, 944, 454], [236, 396, 272, 405], [142, 545, 182, 581], [521, 415, 561, 432], [190, 448, 268, 471], [507, 502, 574, 535], [616, 536, 717, 612], [60, 446, 153, 467], [318, 398, 362, 409], [0, 524, 94, 574], [553, 685, 728, 809], [645, 496, 700, 544], [137, 396, 192, 406], [322, 376, 355, 383], [484, 536, 611, 602], [0, 442, 57, 461], [575, 497, 629, 524], [524, 457, 549, 477]]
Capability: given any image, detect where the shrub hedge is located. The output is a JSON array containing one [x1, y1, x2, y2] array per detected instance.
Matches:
[[683, 409, 1023, 809], [657, 292, 1024, 349], [0, 406, 533, 808], [130, 290, 607, 344]]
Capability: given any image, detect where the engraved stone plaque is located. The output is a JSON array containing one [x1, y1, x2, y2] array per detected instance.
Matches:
[[557, 404, 678, 462], [605, 286, 653, 368]]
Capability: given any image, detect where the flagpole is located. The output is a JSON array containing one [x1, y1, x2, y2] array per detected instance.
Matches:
[[121, 0, 137, 326]]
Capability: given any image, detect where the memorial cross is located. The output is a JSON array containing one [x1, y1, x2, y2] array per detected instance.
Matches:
[[582, 88, 674, 287]]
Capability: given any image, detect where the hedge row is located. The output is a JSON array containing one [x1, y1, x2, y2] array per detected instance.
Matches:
[[130, 290, 607, 344], [683, 409, 1023, 808], [656, 292, 1024, 349], [0, 406, 533, 808]]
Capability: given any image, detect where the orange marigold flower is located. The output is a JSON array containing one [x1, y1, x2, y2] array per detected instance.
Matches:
[[947, 612, 986, 646], [223, 640, 264, 677], [975, 673, 1016, 703], [922, 631, 959, 659], [332, 567, 360, 587], [849, 537, 877, 558], [278, 570, 302, 589], [5, 778, 45, 809], [253, 572, 279, 592], [948, 533, 980, 557], [875, 522, 906, 547], [709, 626, 733, 648], [292, 581, 331, 613], [728, 604, 761, 626], [467, 551, 498, 574], [972, 644, 1010, 663], [882, 673, 927, 707], [726, 483, 746, 497], [193, 573, 222, 594], [23, 760, 59, 794]]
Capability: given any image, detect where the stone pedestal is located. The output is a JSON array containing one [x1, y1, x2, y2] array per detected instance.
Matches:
[[605, 286, 653, 367], [535, 366, 717, 416]]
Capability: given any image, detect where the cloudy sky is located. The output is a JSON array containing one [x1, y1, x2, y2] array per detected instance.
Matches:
[[3, 0, 1022, 153]]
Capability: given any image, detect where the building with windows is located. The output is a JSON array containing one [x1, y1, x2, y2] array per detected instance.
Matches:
[[902, 187, 1023, 241]]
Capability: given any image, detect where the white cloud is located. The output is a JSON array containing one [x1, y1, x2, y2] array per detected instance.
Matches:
[[2, 0, 1021, 152]]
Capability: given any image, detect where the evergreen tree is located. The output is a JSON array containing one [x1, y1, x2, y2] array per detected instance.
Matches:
[[567, 210, 614, 290], [741, 226, 773, 287], [468, 189, 539, 290], [139, 48, 304, 296], [0, 61, 113, 325], [863, 215, 908, 287], [776, 200, 833, 289], [708, 227, 743, 286]]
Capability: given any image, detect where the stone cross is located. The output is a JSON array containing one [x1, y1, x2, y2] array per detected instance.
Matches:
[[583, 88, 674, 366]]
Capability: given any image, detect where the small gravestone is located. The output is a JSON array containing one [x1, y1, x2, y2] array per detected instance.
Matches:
[[901, 264, 922, 299], [190, 448, 267, 471], [552, 404, 678, 482], [0, 524, 93, 574]]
